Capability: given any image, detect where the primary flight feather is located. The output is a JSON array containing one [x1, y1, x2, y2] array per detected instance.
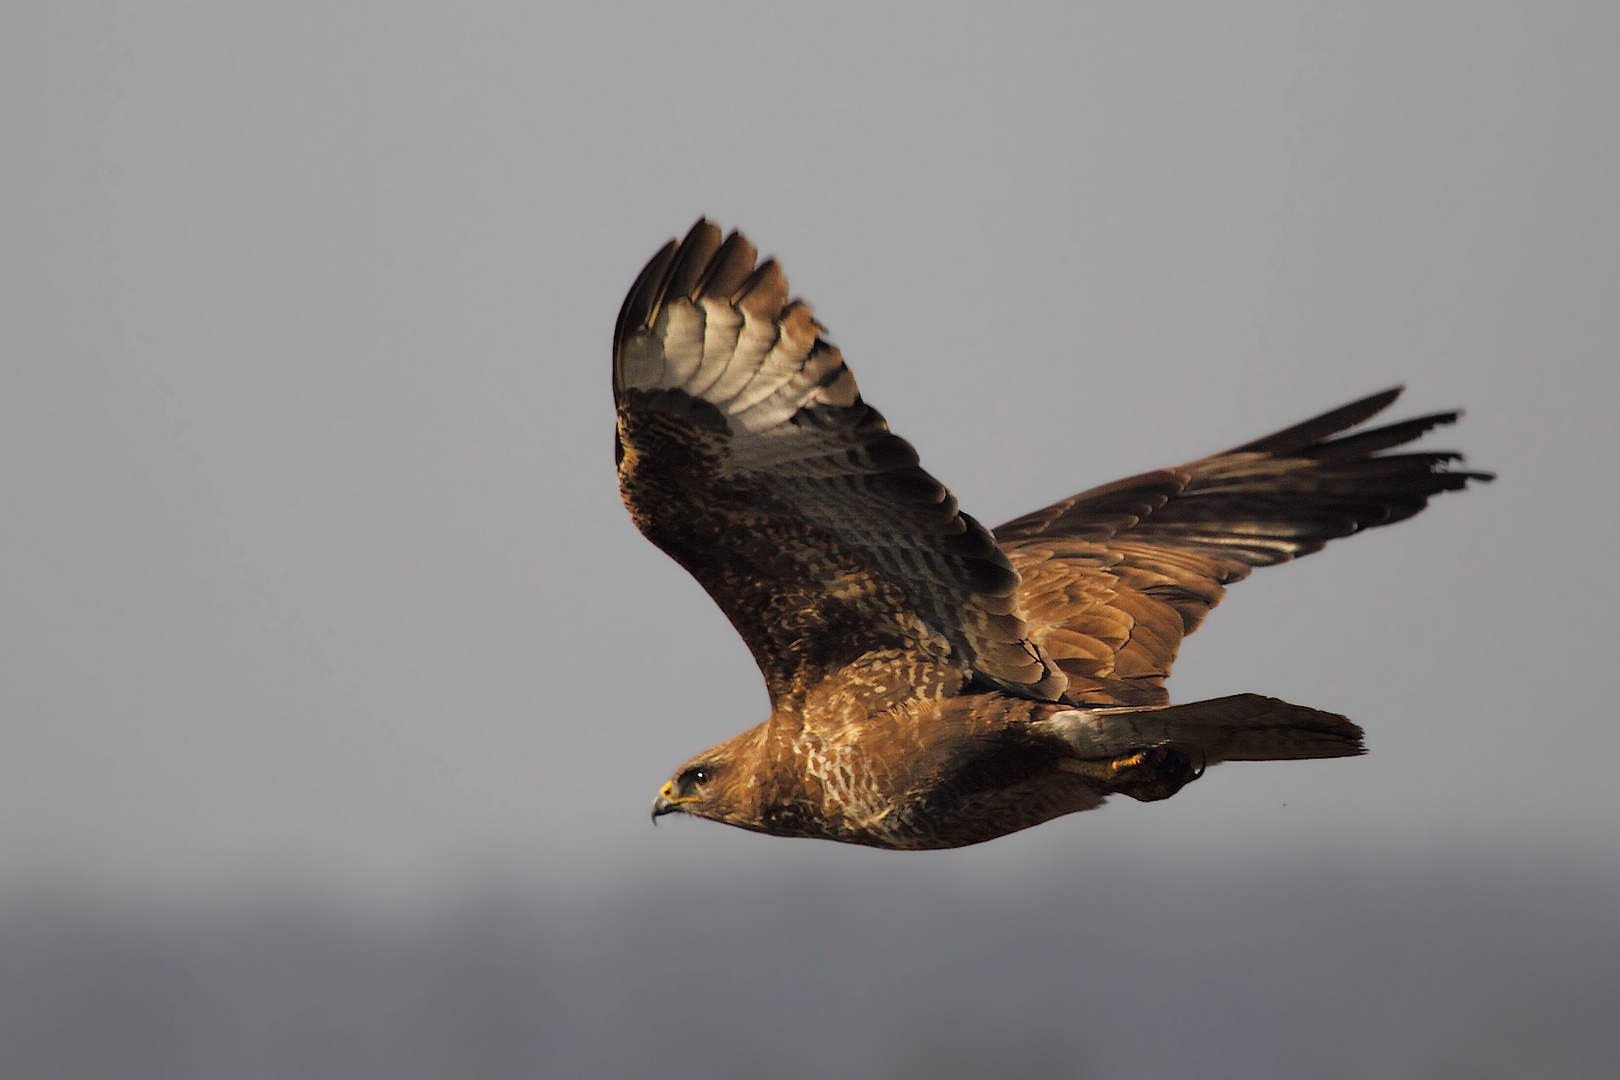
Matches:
[[616, 220, 1489, 849]]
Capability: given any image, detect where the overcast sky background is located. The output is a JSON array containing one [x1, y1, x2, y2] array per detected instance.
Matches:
[[7, 5, 1620, 1075], [5, 2, 1617, 915]]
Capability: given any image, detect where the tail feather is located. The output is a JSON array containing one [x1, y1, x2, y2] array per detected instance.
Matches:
[[1043, 693, 1365, 765]]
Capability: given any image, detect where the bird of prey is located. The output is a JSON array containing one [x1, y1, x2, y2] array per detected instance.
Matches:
[[616, 220, 1489, 849]]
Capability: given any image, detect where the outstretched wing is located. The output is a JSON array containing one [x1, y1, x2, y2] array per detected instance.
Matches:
[[614, 221, 1064, 708], [995, 388, 1492, 705]]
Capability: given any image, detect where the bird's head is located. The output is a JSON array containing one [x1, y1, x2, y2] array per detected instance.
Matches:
[[650, 733, 761, 827]]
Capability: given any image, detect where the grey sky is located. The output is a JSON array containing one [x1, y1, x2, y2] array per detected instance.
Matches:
[[3, 1, 1616, 907]]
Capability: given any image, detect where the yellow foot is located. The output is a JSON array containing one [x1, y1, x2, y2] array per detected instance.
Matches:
[[1058, 746, 1202, 802]]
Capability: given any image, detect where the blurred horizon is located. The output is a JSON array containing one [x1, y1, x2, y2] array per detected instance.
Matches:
[[5, 852, 1617, 1078]]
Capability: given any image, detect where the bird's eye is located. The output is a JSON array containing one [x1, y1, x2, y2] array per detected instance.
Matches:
[[691, 768, 710, 785]]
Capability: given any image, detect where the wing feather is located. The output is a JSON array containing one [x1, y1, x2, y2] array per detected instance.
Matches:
[[614, 221, 1065, 707], [996, 388, 1491, 705]]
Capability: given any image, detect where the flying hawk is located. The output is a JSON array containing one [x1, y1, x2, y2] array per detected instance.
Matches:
[[616, 220, 1488, 849]]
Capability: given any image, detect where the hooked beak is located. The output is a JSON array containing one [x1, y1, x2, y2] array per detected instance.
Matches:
[[651, 780, 696, 823]]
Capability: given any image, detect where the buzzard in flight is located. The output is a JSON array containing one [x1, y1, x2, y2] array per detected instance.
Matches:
[[616, 220, 1488, 849]]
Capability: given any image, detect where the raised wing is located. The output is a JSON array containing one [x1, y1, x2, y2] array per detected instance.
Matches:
[[995, 388, 1492, 705], [614, 221, 1064, 708]]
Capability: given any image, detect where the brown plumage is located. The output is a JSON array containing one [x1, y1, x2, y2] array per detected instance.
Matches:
[[618, 220, 1490, 850]]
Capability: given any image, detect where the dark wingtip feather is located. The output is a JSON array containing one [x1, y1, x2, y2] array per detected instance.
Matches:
[[612, 236, 680, 362], [663, 219, 725, 303], [1233, 386, 1404, 455], [694, 230, 760, 300], [1305, 411, 1461, 463]]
